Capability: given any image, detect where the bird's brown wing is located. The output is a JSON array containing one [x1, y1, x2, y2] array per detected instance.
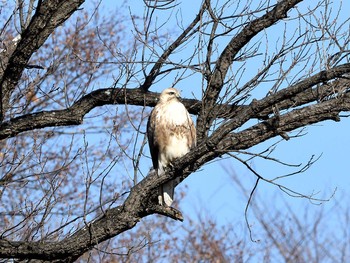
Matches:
[[147, 109, 159, 170], [187, 113, 197, 149]]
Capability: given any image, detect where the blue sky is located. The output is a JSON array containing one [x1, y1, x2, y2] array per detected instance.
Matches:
[[83, 0, 350, 257], [2, 1, 350, 260], [96, 0, 350, 215], [114, 0, 350, 218]]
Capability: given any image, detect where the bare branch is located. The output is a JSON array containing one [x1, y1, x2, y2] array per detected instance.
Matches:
[[0, 0, 85, 121], [197, 0, 303, 139], [140, 2, 207, 91]]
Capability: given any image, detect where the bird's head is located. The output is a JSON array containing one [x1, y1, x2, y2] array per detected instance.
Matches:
[[159, 87, 181, 103]]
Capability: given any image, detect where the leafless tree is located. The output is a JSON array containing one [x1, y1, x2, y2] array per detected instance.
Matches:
[[1, 0, 350, 262], [93, 169, 350, 263], [225, 165, 350, 263]]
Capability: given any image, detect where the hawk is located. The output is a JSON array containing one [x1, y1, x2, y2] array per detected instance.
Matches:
[[147, 88, 196, 206]]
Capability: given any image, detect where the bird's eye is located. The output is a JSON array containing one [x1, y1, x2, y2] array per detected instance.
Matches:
[[168, 91, 175, 95]]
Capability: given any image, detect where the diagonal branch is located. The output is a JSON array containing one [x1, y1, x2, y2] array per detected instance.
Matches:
[[206, 62, 350, 148], [221, 95, 350, 152], [0, 0, 85, 122], [0, 167, 181, 262], [0, 87, 228, 140], [171, 93, 350, 191], [1, 80, 349, 262], [1, 60, 349, 141], [197, 0, 303, 139], [140, 2, 207, 91]]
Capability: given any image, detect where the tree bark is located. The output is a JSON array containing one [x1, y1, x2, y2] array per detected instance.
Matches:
[[0, 0, 85, 121]]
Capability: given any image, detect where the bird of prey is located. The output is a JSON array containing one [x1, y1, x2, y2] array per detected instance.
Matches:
[[147, 88, 196, 206]]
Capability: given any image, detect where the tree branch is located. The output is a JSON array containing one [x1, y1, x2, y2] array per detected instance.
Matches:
[[203, 63, 350, 148], [0, 87, 226, 140], [1, 76, 349, 262], [2, 60, 349, 141], [0, 167, 182, 262], [140, 2, 206, 91], [221, 95, 350, 151], [0, 0, 85, 121], [196, 0, 303, 139]]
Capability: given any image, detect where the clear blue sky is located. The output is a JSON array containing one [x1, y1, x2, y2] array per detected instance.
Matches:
[[97, 0, 350, 220], [88, 0, 350, 258], [169, 0, 350, 232]]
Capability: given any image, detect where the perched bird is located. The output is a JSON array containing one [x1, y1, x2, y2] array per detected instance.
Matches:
[[147, 88, 196, 206]]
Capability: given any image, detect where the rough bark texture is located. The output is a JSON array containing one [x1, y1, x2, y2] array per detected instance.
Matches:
[[1, 0, 350, 261], [0, 0, 85, 121], [196, 0, 303, 140]]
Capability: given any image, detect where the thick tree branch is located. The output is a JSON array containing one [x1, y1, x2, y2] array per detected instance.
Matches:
[[173, 93, 350, 189], [199, 63, 350, 149], [0, 167, 182, 261], [221, 95, 350, 152], [0, 88, 154, 140], [0, 87, 212, 140], [1, 83, 349, 262], [197, 0, 303, 139], [0, 0, 85, 121], [1, 61, 349, 141], [255, 77, 350, 119]]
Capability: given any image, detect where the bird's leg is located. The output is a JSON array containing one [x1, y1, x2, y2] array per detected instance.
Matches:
[[157, 166, 166, 206], [158, 165, 175, 206]]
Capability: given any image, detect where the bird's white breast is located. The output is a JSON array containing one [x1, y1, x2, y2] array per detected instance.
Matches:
[[156, 100, 193, 167], [162, 101, 190, 125], [159, 136, 190, 169], [167, 135, 190, 156]]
